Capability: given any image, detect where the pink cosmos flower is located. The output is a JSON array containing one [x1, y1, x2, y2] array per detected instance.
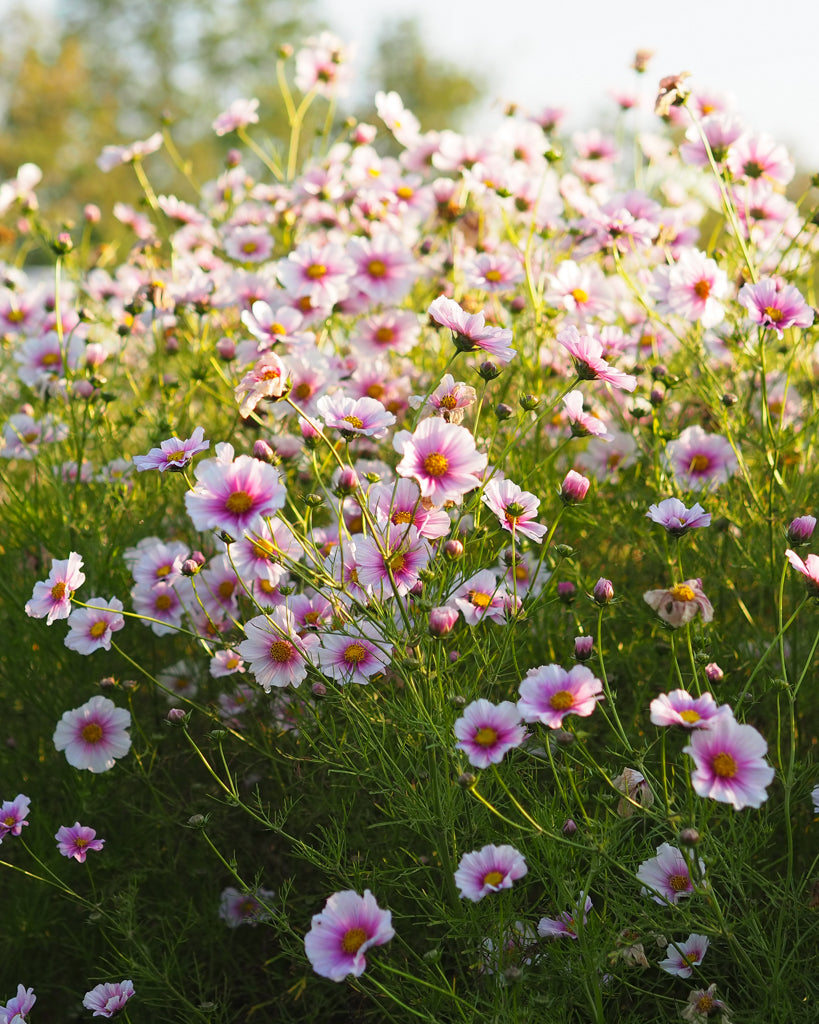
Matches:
[[375, 89, 421, 147], [644, 579, 714, 628], [538, 893, 593, 939], [124, 537, 188, 590], [454, 843, 528, 902], [53, 695, 132, 774], [650, 690, 727, 730], [223, 224, 274, 264], [679, 114, 743, 167], [454, 699, 527, 768], [25, 552, 86, 625], [209, 649, 245, 678], [562, 390, 612, 439], [82, 980, 135, 1018], [408, 373, 478, 425], [785, 548, 819, 597], [558, 326, 637, 391], [0, 984, 36, 1022], [55, 822, 105, 862], [481, 478, 547, 543], [738, 278, 814, 338], [315, 622, 391, 685], [0, 794, 30, 840], [428, 295, 516, 364], [659, 934, 709, 978], [726, 132, 794, 186], [352, 309, 420, 359], [682, 985, 727, 1021], [664, 248, 728, 328], [347, 230, 416, 304], [219, 885, 275, 927], [665, 426, 738, 491], [185, 442, 287, 536], [294, 32, 353, 98], [237, 609, 319, 690], [646, 498, 710, 536], [132, 426, 210, 472], [97, 131, 162, 172], [131, 580, 188, 636], [463, 250, 524, 294], [636, 842, 704, 904], [304, 889, 394, 982], [240, 300, 309, 350], [212, 97, 260, 136], [394, 417, 487, 505], [517, 664, 604, 729], [64, 597, 125, 654], [683, 712, 774, 810], [316, 393, 396, 440], [234, 353, 288, 417], [367, 478, 451, 541], [277, 241, 353, 308], [450, 569, 517, 625], [230, 518, 303, 587], [354, 524, 430, 599], [546, 260, 613, 323]]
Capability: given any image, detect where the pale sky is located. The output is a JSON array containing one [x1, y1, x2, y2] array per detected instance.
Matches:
[[320, 0, 819, 169]]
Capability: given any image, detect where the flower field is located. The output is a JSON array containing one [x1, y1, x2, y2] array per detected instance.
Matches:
[[1, 35, 818, 1024]]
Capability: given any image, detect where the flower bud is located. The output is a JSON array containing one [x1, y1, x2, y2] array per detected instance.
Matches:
[[225, 148, 242, 167], [704, 662, 724, 683], [311, 681, 327, 697], [574, 635, 594, 661], [562, 818, 577, 835], [519, 393, 539, 411], [450, 694, 466, 708], [679, 827, 700, 846], [181, 558, 202, 577], [554, 728, 575, 746], [187, 814, 207, 828], [334, 466, 360, 496], [457, 771, 477, 788], [495, 402, 514, 420], [304, 493, 325, 508], [787, 515, 816, 546], [215, 336, 236, 361], [560, 470, 590, 504], [429, 606, 459, 637], [84, 203, 102, 224], [52, 231, 73, 255], [167, 708, 187, 724], [593, 577, 614, 605], [478, 361, 501, 381], [557, 581, 576, 605], [252, 439, 276, 463], [444, 539, 464, 560]]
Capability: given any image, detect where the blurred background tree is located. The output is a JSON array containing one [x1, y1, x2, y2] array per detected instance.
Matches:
[[0, 0, 484, 240]]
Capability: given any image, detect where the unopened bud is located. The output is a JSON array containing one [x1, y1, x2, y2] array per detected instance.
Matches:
[[429, 606, 459, 637], [181, 558, 201, 577], [84, 204, 101, 224], [560, 470, 590, 504], [215, 336, 236, 360], [334, 466, 360, 496], [495, 402, 514, 420], [444, 539, 464, 560], [787, 515, 816, 546], [457, 771, 477, 788], [574, 635, 594, 661], [593, 578, 614, 605], [304, 493, 324, 508], [704, 662, 724, 683], [557, 581, 576, 605], [167, 708, 187, 724], [252, 439, 275, 463], [478, 361, 501, 381], [519, 393, 539, 411], [679, 827, 700, 846], [311, 681, 327, 697], [562, 818, 578, 835]]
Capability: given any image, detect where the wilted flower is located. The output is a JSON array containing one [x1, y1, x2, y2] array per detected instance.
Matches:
[[538, 893, 593, 939], [643, 579, 713, 628], [612, 768, 655, 817], [681, 984, 729, 1022]]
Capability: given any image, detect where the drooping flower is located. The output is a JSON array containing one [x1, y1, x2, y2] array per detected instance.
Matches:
[[55, 822, 105, 862], [785, 548, 819, 597], [481, 478, 547, 543], [132, 426, 209, 472], [681, 984, 728, 1022], [646, 498, 711, 536], [665, 426, 738, 491], [25, 552, 86, 625], [612, 768, 655, 817], [558, 325, 637, 392], [683, 712, 774, 810], [53, 696, 132, 774], [454, 844, 528, 902], [659, 934, 710, 978], [517, 663, 604, 729], [64, 597, 125, 655], [0, 795, 31, 841], [454, 699, 527, 769], [394, 417, 487, 505], [650, 689, 727, 730], [218, 885, 275, 927], [428, 295, 516, 364], [643, 579, 714, 628], [82, 980, 135, 1018], [538, 893, 593, 939], [636, 842, 704, 904], [304, 889, 394, 981]]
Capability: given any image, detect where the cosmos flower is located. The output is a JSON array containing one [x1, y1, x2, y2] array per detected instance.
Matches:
[[453, 699, 527, 769], [517, 663, 604, 729], [218, 886, 275, 927], [738, 278, 814, 338], [54, 822, 105, 863], [557, 325, 636, 391], [538, 893, 593, 939], [643, 579, 714, 628], [25, 552, 86, 625], [304, 889, 394, 981], [394, 417, 487, 505], [82, 980, 135, 1018], [234, 354, 288, 417], [0, 795, 31, 841], [237, 609, 319, 690], [64, 597, 125, 655], [683, 712, 774, 810], [481, 478, 547, 543], [646, 498, 711, 536], [428, 295, 516, 364], [449, 569, 518, 625], [132, 426, 210, 472], [659, 934, 710, 978], [665, 426, 738, 491], [0, 984, 36, 1023], [53, 696, 132, 774], [316, 393, 396, 440], [454, 844, 528, 902], [650, 690, 728, 730], [185, 442, 287, 536], [315, 622, 391, 685], [784, 548, 819, 597], [212, 97, 260, 136], [636, 842, 704, 905]]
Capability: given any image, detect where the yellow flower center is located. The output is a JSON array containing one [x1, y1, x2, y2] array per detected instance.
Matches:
[[51, 581, 67, 601], [343, 415, 364, 429], [165, 450, 186, 463], [387, 552, 406, 573], [269, 639, 293, 662], [155, 594, 172, 610], [570, 287, 589, 304], [468, 590, 492, 609], [669, 583, 696, 602], [341, 926, 367, 954], [90, 620, 108, 639], [343, 642, 368, 664], [3, 815, 16, 826], [375, 326, 394, 344], [270, 322, 286, 335], [75, 836, 89, 848], [679, 709, 701, 723], [668, 873, 689, 892], [688, 454, 710, 473], [474, 726, 498, 747], [693, 279, 711, 299], [81, 722, 104, 744], [485, 269, 502, 282], [391, 510, 413, 525], [423, 452, 449, 477], [251, 538, 277, 559], [41, 351, 61, 366], [293, 382, 312, 400], [439, 395, 457, 410], [696, 994, 715, 1013], [368, 259, 387, 278], [218, 580, 236, 599], [306, 263, 327, 279], [156, 565, 171, 576], [241, 241, 259, 255], [225, 490, 254, 514], [483, 870, 504, 887], [396, 186, 414, 200], [712, 751, 738, 778], [549, 690, 574, 711]]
